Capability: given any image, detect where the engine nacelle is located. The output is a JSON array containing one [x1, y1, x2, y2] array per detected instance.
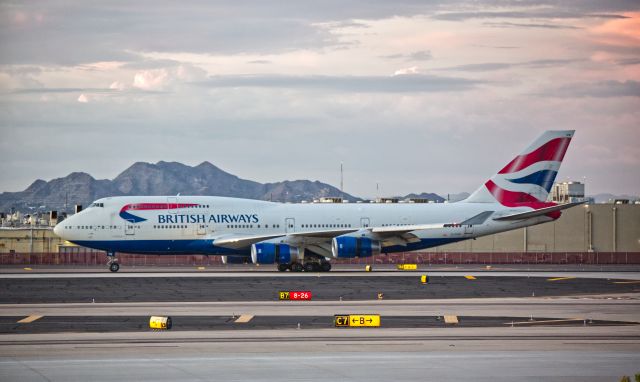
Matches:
[[221, 255, 249, 264], [331, 236, 381, 258], [251, 243, 299, 264]]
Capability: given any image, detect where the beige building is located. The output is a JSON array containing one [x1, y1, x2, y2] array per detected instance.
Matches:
[[0, 227, 64, 253], [434, 203, 640, 253], [1, 204, 639, 255]]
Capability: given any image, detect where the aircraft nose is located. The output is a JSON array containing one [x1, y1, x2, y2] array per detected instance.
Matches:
[[53, 223, 63, 237]]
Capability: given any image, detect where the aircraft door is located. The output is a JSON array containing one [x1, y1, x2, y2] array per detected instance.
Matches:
[[360, 217, 370, 228], [464, 225, 474, 235], [285, 218, 295, 233], [196, 224, 206, 235], [167, 197, 179, 214]]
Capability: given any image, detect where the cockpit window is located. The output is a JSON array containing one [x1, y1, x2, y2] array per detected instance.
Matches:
[[89, 202, 104, 208]]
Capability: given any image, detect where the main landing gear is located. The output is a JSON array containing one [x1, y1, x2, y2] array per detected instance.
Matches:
[[277, 261, 331, 272], [106, 251, 120, 272]]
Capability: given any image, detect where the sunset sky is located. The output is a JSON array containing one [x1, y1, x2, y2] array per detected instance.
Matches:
[[1, 1, 638, 197]]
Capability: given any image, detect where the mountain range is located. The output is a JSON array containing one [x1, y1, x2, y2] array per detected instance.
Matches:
[[2, 161, 635, 214], [0, 161, 446, 213]]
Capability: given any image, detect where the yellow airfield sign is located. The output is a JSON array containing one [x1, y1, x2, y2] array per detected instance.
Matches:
[[334, 314, 380, 327]]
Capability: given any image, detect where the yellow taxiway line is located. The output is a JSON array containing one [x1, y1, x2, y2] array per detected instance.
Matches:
[[17, 315, 43, 323], [234, 315, 254, 323]]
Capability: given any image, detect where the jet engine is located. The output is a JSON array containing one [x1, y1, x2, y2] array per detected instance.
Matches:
[[331, 236, 381, 258], [251, 242, 299, 264]]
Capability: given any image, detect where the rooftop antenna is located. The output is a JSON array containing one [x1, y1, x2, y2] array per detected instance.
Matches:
[[340, 162, 344, 196]]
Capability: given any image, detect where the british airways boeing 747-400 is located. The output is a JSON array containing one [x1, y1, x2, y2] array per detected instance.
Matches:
[[53, 130, 581, 272]]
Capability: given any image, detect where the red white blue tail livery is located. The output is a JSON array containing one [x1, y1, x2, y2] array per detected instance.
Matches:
[[465, 130, 574, 207]]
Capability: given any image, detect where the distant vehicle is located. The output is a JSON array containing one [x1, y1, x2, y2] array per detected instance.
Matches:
[[54, 130, 580, 272]]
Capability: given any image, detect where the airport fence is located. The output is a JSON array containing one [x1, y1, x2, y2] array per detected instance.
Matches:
[[1, 251, 640, 266]]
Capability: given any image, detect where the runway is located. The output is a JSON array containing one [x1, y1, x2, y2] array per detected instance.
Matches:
[[2, 269, 639, 381], [2, 349, 638, 382], [2, 273, 640, 303], [1, 327, 640, 381]]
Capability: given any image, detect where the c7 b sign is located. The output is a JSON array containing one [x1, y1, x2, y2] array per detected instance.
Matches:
[[334, 314, 380, 327]]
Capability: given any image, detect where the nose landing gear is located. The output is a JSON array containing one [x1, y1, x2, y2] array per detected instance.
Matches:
[[276, 259, 332, 272], [106, 251, 119, 272]]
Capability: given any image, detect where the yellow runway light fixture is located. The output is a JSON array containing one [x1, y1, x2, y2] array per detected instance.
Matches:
[[149, 316, 172, 330]]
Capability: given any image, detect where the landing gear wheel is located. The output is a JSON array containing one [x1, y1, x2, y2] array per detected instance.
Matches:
[[320, 262, 332, 272], [290, 262, 303, 272], [277, 263, 289, 272], [303, 263, 316, 272], [109, 263, 120, 272]]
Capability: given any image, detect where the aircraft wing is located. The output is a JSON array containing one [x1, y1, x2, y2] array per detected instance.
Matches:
[[492, 202, 584, 221], [212, 228, 359, 249]]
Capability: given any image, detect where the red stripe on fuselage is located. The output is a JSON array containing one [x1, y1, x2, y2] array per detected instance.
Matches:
[[120, 203, 199, 213], [498, 137, 571, 174]]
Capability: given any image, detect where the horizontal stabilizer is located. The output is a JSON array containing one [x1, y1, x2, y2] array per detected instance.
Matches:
[[460, 211, 494, 225], [492, 201, 584, 221]]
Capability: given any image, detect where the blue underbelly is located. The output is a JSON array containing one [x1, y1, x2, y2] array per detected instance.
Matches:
[[71, 239, 249, 256], [71, 237, 466, 256]]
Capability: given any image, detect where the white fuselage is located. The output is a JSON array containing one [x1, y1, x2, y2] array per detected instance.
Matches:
[[54, 195, 551, 257]]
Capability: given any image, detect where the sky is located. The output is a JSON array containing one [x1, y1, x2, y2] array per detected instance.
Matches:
[[0, 0, 639, 198]]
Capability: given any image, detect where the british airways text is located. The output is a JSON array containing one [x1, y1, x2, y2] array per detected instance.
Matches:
[[158, 214, 259, 224]]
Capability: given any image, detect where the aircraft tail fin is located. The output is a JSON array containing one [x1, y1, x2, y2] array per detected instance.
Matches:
[[463, 130, 575, 205]]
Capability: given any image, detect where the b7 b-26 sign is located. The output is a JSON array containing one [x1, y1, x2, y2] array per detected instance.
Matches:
[[334, 314, 380, 327], [279, 291, 312, 301]]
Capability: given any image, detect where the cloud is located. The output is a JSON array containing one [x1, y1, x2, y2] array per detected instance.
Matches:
[[393, 66, 421, 75], [439, 63, 514, 72], [121, 59, 183, 70], [436, 59, 582, 72], [432, 10, 631, 21], [615, 58, 640, 65], [12, 87, 112, 94], [109, 81, 126, 91], [195, 73, 480, 93], [0, 3, 344, 66], [132, 70, 170, 91], [1, 0, 639, 197], [589, 12, 640, 48], [383, 50, 432, 61], [1, 2, 638, 66], [546, 80, 640, 98], [132, 64, 206, 90], [483, 22, 581, 29]]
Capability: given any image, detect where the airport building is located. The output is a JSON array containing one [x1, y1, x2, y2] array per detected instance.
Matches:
[[551, 181, 588, 203]]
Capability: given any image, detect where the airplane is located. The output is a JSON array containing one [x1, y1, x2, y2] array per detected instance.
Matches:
[[53, 130, 581, 272]]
